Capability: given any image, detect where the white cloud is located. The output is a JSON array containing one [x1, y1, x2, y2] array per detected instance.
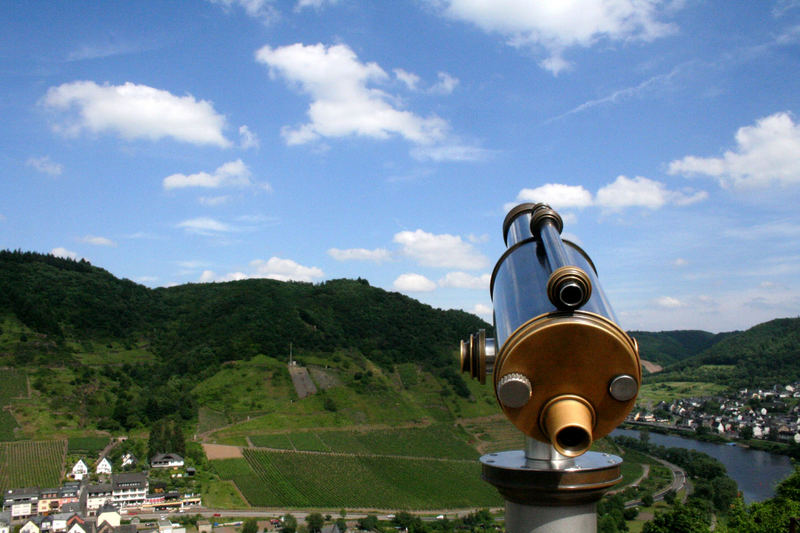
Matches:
[[510, 176, 707, 213], [672, 257, 688, 267], [436, 0, 677, 74], [199, 269, 249, 283], [51, 247, 80, 260], [595, 175, 670, 210], [393, 229, 489, 269], [208, 0, 278, 22], [177, 217, 234, 235], [198, 257, 323, 283], [295, 0, 338, 10], [328, 247, 392, 263], [516, 183, 593, 209], [471, 303, 493, 320], [255, 43, 449, 146], [439, 271, 491, 289], [394, 273, 437, 292], [430, 72, 459, 94], [239, 125, 260, 149], [163, 160, 252, 190], [80, 235, 116, 246], [26, 156, 63, 176], [394, 68, 421, 91], [655, 295, 684, 308], [410, 142, 492, 162], [43, 81, 231, 147], [199, 195, 232, 206], [250, 257, 324, 282], [668, 112, 800, 189]]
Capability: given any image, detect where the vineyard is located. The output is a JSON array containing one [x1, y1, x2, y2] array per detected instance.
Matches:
[[0, 440, 66, 494], [0, 367, 27, 441], [247, 424, 479, 459], [212, 448, 502, 509]]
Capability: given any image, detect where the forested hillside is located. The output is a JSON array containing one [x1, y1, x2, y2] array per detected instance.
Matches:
[[3, 250, 800, 437], [0, 250, 489, 434], [652, 318, 800, 388], [629, 329, 732, 366]]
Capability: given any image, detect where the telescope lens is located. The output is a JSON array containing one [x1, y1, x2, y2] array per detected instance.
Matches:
[[556, 426, 591, 454], [558, 282, 584, 307]]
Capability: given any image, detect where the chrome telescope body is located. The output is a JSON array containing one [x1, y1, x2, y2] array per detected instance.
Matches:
[[461, 203, 640, 457]]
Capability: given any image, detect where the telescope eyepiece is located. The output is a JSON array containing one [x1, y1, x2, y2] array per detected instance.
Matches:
[[555, 426, 592, 455]]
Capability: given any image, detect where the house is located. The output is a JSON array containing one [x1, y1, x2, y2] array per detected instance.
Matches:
[[58, 484, 80, 509], [111, 473, 148, 508], [150, 453, 184, 469], [96, 458, 112, 475], [20, 518, 42, 533], [96, 505, 120, 528], [50, 513, 71, 533], [4, 488, 39, 519], [84, 484, 112, 515], [197, 520, 212, 533], [66, 514, 91, 533], [0, 512, 11, 533], [37, 488, 60, 515], [71, 460, 89, 481], [121, 453, 136, 468]]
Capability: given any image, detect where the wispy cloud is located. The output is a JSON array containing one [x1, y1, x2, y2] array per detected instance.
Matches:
[[328, 247, 392, 263], [549, 63, 689, 122], [80, 235, 116, 246], [26, 156, 63, 176], [163, 160, 253, 190], [177, 217, 235, 235]]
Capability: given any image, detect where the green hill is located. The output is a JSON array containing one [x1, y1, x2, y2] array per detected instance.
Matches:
[[0, 250, 492, 439], [652, 318, 800, 388], [3, 249, 800, 439], [627, 329, 732, 367]]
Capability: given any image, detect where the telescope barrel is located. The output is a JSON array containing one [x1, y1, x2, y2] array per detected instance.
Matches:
[[461, 203, 640, 457]]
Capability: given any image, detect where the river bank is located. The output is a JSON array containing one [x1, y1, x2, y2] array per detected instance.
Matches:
[[612, 428, 794, 502]]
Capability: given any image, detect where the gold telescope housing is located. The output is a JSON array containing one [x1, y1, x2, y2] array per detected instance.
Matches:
[[461, 203, 641, 457], [494, 311, 639, 456]]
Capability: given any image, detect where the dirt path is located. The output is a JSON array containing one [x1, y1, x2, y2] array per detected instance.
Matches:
[[641, 359, 663, 373], [203, 443, 244, 459], [288, 365, 317, 399]]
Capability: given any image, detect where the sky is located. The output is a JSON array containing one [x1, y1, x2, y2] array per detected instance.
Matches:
[[2, 1, 800, 334]]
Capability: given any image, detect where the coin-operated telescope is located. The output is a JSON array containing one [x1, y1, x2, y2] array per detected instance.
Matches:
[[460, 203, 641, 533]]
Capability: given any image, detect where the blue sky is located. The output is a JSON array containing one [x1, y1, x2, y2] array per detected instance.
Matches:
[[2, 1, 800, 333]]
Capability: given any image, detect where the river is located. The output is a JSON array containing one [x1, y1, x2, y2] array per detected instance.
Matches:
[[612, 428, 795, 503]]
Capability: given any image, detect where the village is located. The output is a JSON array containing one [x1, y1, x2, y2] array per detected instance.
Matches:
[[2, 452, 202, 533], [629, 381, 800, 444]]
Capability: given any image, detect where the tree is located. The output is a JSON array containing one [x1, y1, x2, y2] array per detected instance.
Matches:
[[642, 504, 710, 533], [639, 429, 650, 448], [641, 492, 654, 507], [242, 518, 258, 533], [711, 475, 739, 511], [356, 516, 377, 532], [282, 515, 297, 533], [776, 466, 800, 501], [306, 513, 324, 533], [335, 518, 347, 533]]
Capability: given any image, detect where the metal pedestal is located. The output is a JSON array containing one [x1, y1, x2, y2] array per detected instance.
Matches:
[[481, 440, 622, 533]]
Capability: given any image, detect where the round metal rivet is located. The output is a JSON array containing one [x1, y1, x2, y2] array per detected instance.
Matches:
[[609, 375, 638, 402], [497, 373, 532, 408]]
